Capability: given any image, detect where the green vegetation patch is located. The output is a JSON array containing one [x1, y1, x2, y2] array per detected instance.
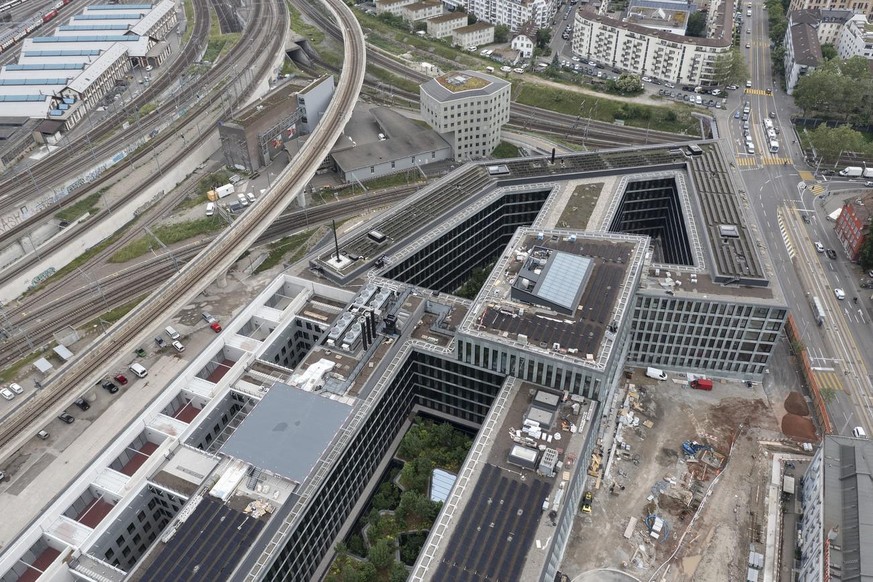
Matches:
[[558, 182, 604, 229], [492, 141, 520, 159], [203, 39, 227, 63], [456, 262, 495, 299], [514, 81, 699, 135], [88, 294, 148, 328], [182, 0, 194, 45], [254, 229, 314, 274], [109, 218, 226, 263], [55, 191, 105, 222], [0, 350, 44, 383], [174, 169, 231, 212], [288, 2, 325, 44]]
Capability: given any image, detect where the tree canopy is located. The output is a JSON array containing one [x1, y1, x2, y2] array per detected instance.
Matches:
[[535, 28, 552, 49], [793, 57, 873, 123], [807, 124, 865, 163], [494, 24, 510, 43], [686, 11, 707, 37], [712, 49, 747, 86]]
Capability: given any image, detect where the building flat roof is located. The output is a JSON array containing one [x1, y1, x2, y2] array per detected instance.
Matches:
[[428, 12, 466, 23], [219, 382, 352, 482], [66, 44, 129, 94], [421, 70, 508, 101], [139, 498, 265, 582]]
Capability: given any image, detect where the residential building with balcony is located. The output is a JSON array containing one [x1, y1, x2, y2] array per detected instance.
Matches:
[[467, 0, 556, 31], [837, 13, 873, 59]]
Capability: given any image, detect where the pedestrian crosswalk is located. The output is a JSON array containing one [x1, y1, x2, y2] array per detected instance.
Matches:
[[744, 88, 770, 96], [777, 212, 796, 259], [814, 369, 843, 393], [735, 156, 758, 167], [734, 155, 793, 168], [763, 157, 791, 166], [798, 171, 814, 181], [809, 183, 826, 195]]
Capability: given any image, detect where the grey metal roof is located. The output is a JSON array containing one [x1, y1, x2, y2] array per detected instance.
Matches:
[[534, 252, 592, 312], [790, 23, 822, 67], [219, 382, 351, 482], [822, 436, 873, 582]]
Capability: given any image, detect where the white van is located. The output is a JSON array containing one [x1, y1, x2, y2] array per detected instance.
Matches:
[[165, 326, 180, 340], [206, 202, 215, 216], [645, 367, 668, 381], [485, 66, 495, 73], [853, 426, 868, 438], [129, 363, 148, 378]]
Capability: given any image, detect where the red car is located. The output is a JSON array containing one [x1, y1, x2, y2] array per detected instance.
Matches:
[[114, 374, 128, 385], [210, 321, 222, 333]]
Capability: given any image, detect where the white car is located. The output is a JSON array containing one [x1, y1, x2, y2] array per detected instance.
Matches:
[[641, 76, 652, 83], [834, 288, 846, 300], [746, 80, 753, 88], [1, 389, 14, 401], [571, 56, 580, 62], [665, 82, 675, 88], [814, 241, 825, 253], [8, 383, 23, 394], [237, 193, 248, 207], [172, 340, 185, 353], [513, 67, 524, 74], [500, 65, 512, 72]]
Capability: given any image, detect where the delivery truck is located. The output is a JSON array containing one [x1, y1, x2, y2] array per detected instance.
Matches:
[[864, 168, 873, 178], [690, 378, 713, 391], [645, 367, 668, 381], [839, 166, 863, 177]]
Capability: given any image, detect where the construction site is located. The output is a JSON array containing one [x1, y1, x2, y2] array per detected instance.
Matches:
[[561, 363, 816, 581]]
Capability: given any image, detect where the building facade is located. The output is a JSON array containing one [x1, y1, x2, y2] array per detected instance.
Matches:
[[511, 33, 534, 57], [427, 12, 468, 38], [375, 0, 416, 16], [572, 8, 733, 85], [783, 15, 823, 94], [837, 14, 873, 59], [401, 0, 443, 22], [797, 436, 873, 582], [834, 193, 873, 261], [419, 70, 510, 161], [789, 0, 873, 20], [451, 22, 495, 47], [467, 0, 555, 30]]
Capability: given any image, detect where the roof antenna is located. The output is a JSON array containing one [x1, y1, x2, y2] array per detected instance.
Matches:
[[332, 219, 341, 264]]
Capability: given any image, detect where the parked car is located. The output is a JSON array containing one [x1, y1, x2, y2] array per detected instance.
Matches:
[[0, 388, 14, 401], [58, 411, 74, 424], [37, 430, 50, 440], [101, 381, 119, 394], [172, 340, 185, 353], [8, 383, 23, 395], [210, 321, 222, 333], [202, 311, 217, 324], [74, 398, 90, 411], [114, 373, 128, 385]]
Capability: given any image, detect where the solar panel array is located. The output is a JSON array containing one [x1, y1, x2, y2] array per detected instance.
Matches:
[[140, 498, 264, 582], [434, 463, 550, 582]]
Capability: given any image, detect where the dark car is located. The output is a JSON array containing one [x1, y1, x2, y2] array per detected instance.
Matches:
[[826, 249, 838, 260], [154, 336, 165, 348], [820, 169, 835, 176], [114, 374, 128, 385], [58, 411, 74, 424], [74, 398, 90, 411], [102, 381, 118, 394]]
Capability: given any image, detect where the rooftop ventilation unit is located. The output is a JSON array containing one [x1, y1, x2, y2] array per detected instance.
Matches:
[[718, 224, 740, 238]]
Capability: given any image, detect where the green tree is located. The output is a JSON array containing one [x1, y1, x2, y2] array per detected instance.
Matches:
[[390, 562, 410, 582], [858, 225, 873, 270], [612, 73, 643, 94], [686, 11, 707, 37], [494, 24, 510, 43], [821, 43, 837, 60], [712, 49, 747, 86], [809, 124, 865, 162], [535, 28, 552, 49], [368, 538, 396, 572], [820, 385, 837, 403]]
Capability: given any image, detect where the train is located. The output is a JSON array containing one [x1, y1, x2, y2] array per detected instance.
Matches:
[[0, 0, 74, 54]]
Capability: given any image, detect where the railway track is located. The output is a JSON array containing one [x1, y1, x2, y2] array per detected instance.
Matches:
[[0, 0, 365, 460], [294, 0, 692, 147], [0, 0, 279, 247], [0, 0, 286, 287], [0, 188, 416, 368]]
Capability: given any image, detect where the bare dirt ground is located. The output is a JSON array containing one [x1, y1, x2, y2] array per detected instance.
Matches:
[[561, 370, 813, 581]]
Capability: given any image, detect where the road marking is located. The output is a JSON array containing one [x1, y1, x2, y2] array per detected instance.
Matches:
[[744, 88, 769, 95], [798, 171, 814, 181], [814, 370, 844, 392], [809, 183, 825, 195], [777, 211, 796, 259], [763, 157, 790, 166], [736, 157, 758, 167]]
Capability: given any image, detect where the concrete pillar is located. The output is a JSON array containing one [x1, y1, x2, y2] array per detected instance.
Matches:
[[297, 188, 308, 209], [215, 270, 228, 289]]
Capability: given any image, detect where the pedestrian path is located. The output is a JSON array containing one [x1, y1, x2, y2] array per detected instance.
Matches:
[[814, 369, 843, 392], [809, 183, 826, 195], [777, 211, 796, 259]]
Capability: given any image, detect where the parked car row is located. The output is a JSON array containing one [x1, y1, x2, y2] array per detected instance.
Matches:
[[659, 88, 727, 109], [0, 382, 24, 401]]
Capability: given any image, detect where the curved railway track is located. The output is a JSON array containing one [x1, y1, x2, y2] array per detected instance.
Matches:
[[0, 0, 284, 287], [0, 188, 416, 368], [0, 0, 365, 460], [0, 0, 275, 246], [292, 0, 693, 148]]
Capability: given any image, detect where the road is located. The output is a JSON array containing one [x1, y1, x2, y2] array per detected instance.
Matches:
[[729, 0, 873, 437]]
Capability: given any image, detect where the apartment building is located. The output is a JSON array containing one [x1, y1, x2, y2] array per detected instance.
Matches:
[[467, 0, 556, 31], [427, 12, 468, 38], [511, 33, 535, 57], [451, 22, 496, 48], [783, 13, 823, 94], [401, 0, 443, 22], [789, 0, 873, 20], [834, 192, 873, 261], [375, 0, 416, 17], [837, 13, 873, 58]]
